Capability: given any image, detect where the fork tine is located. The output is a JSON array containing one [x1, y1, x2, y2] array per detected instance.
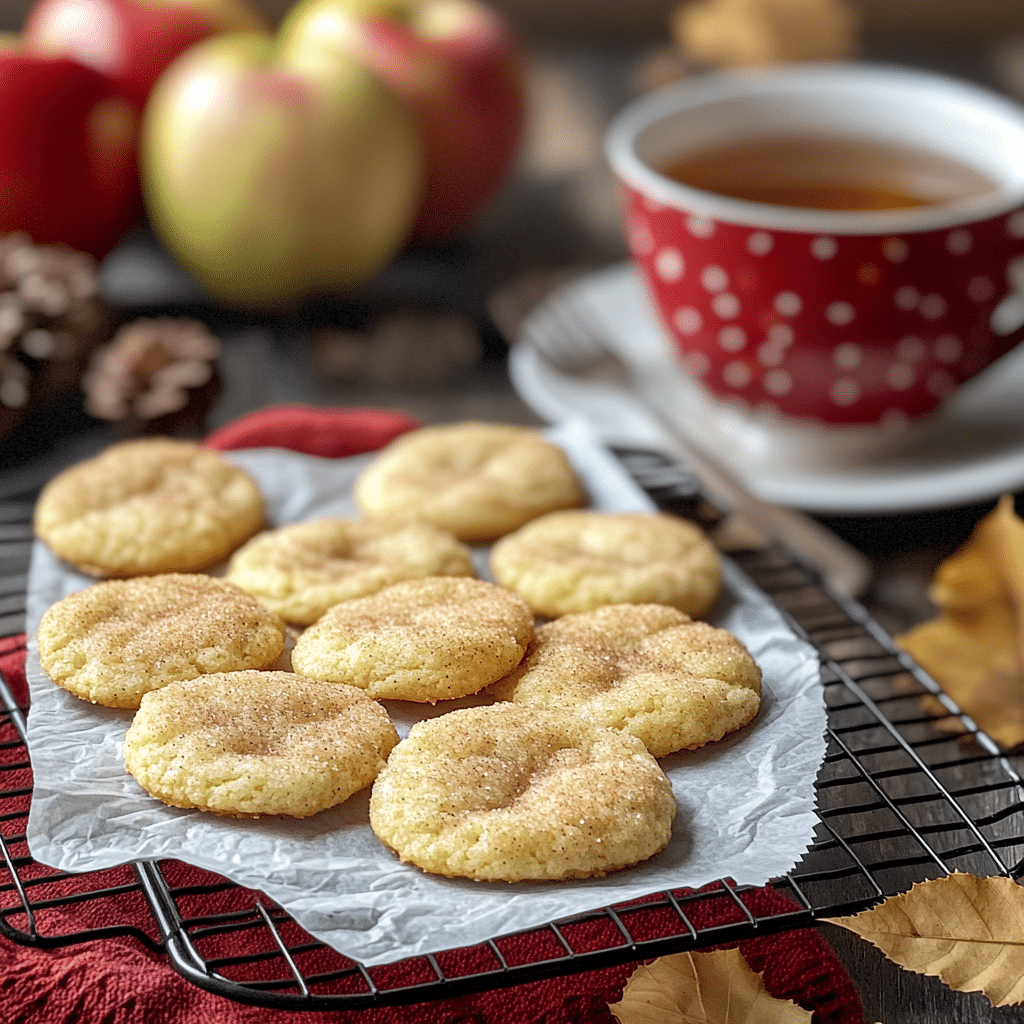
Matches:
[[518, 283, 611, 371]]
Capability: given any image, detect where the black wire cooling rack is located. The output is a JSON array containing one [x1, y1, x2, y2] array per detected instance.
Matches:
[[3, 447, 1024, 1011]]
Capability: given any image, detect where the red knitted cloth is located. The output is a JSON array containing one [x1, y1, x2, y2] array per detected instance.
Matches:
[[0, 405, 864, 1023]]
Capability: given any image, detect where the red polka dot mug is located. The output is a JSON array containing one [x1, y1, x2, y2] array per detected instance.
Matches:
[[605, 64, 1024, 426]]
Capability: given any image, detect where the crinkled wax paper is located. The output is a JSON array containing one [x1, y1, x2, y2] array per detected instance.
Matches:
[[25, 419, 826, 967]]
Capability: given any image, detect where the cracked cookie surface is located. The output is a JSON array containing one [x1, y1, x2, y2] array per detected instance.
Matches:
[[291, 576, 533, 703], [37, 573, 286, 708], [124, 670, 398, 818], [353, 421, 586, 542], [225, 516, 475, 626], [489, 603, 761, 756], [34, 437, 264, 577], [369, 703, 676, 881], [490, 510, 721, 618]]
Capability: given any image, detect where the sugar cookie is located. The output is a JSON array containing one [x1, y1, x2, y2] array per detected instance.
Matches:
[[369, 703, 676, 881], [490, 604, 761, 756], [291, 576, 533, 702], [224, 516, 476, 626], [490, 510, 721, 618], [352, 421, 586, 542], [34, 437, 264, 577], [37, 574, 286, 709], [124, 670, 398, 818]]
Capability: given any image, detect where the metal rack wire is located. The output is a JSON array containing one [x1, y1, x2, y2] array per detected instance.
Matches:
[[3, 449, 1024, 1010]]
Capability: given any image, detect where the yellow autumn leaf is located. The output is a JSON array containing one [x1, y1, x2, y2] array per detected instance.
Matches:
[[897, 494, 1024, 748], [826, 872, 1024, 1007], [608, 947, 813, 1024]]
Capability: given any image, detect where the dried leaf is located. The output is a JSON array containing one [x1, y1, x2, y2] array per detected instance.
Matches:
[[897, 495, 1024, 747], [608, 947, 813, 1023], [826, 872, 1024, 1007]]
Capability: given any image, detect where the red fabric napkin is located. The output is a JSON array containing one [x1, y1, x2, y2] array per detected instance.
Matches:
[[202, 404, 420, 458], [1, 405, 864, 1023]]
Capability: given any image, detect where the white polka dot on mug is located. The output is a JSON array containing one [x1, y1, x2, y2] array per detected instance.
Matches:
[[718, 326, 746, 352], [655, 248, 685, 282], [712, 293, 741, 319], [774, 292, 802, 317]]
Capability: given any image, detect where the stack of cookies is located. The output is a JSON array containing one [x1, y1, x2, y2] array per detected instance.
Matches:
[[33, 421, 763, 884]]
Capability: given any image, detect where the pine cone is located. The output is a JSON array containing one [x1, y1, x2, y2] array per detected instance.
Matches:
[[0, 232, 112, 442], [82, 317, 222, 436]]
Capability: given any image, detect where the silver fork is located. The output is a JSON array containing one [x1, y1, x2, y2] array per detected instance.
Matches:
[[518, 279, 621, 374]]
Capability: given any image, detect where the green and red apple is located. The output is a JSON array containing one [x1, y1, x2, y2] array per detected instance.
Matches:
[[22, 0, 269, 110], [280, 0, 525, 242], [139, 0, 522, 306], [141, 29, 423, 307], [0, 50, 140, 256]]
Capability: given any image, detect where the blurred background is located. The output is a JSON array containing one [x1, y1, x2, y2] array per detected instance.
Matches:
[[3, 0, 1024, 468], [5, 0, 1024, 42], [3, 0, 1024, 426], [3, 0, 1024, 633]]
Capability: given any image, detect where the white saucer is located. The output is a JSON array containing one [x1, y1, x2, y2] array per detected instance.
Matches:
[[509, 263, 1024, 515]]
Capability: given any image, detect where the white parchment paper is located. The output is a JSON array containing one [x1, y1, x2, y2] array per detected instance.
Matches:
[[24, 419, 827, 967]]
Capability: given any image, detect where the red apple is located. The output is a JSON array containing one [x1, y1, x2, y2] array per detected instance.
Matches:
[[22, 0, 269, 110], [0, 51, 140, 256], [280, 0, 525, 242], [142, 30, 423, 307]]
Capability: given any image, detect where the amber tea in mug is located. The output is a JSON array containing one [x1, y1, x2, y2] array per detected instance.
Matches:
[[658, 134, 998, 212]]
